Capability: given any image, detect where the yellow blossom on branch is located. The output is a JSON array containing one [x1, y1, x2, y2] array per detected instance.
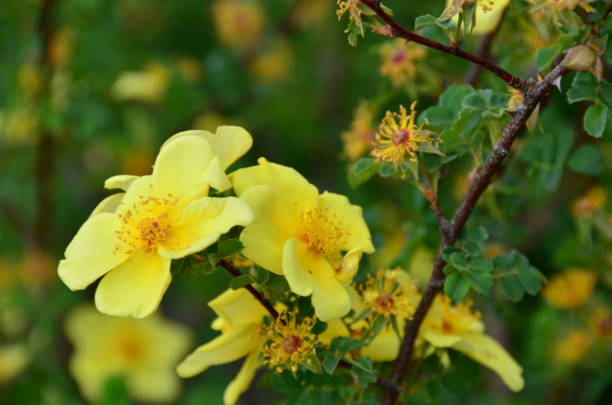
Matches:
[[379, 39, 426, 87], [542, 268, 596, 309], [231, 158, 375, 321], [371, 102, 441, 167], [65, 305, 191, 402], [360, 269, 421, 319], [58, 127, 254, 318], [553, 329, 592, 364], [341, 100, 376, 161], [420, 295, 524, 392], [212, 0, 264, 53]]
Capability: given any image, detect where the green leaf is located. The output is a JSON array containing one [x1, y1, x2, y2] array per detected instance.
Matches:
[[467, 226, 489, 243], [378, 161, 395, 177], [444, 272, 470, 301], [600, 81, 612, 105], [218, 239, 244, 258], [517, 266, 543, 295], [249, 266, 270, 285], [469, 258, 494, 273], [584, 102, 608, 137], [348, 157, 380, 188], [439, 85, 474, 111], [96, 376, 129, 405], [449, 252, 468, 270], [193, 260, 216, 275], [441, 246, 461, 261], [229, 274, 251, 290], [419, 106, 454, 127], [500, 276, 525, 302], [567, 72, 598, 104], [467, 270, 492, 296], [536, 46, 561, 71], [323, 337, 366, 374], [568, 144, 604, 175]]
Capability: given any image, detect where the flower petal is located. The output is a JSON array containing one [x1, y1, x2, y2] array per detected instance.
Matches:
[[231, 158, 318, 210], [421, 329, 462, 348], [104, 175, 139, 191], [208, 289, 268, 328], [211, 126, 253, 169], [58, 213, 128, 290], [88, 193, 124, 218], [363, 327, 401, 362], [201, 155, 232, 192], [224, 350, 259, 405], [283, 239, 351, 321], [452, 332, 524, 392], [319, 191, 374, 254], [336, 248, 363, 283], [94, 252, 171, 318], [176, 324, 260, 378], [152, 135, 214, 202], [239, 185, 298, 275], [158, 196, 253, 259], [130, 370, 181, 403]]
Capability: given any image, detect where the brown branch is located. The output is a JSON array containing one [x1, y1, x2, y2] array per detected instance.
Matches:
[[384, 62, 567, 405], [359, 0, 531, 92], [191, 254, 279, 319]]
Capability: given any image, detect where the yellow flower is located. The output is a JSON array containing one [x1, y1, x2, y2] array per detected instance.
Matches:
[[379, 39, 426, 87], [360, 269, 421, 319], [572, 186, 606, 217], [553, 329, 591, 364], [250, 41, 293, 83], [0, 344, 30, 384], [231, 158, 375, 321], [421, 295, 524, 392], [212, 0, 264, 53], [341, 100, 376, 161], [177, 288, 269, 405], [261, 308, 318, 373], [336, 0, 365, 36], [542, 268, 596, 310], [371, 102, 440, 167], [445, 0, 510, 35], [590, 306, 612, 340], [507, 88, 525, 111], [65, 305, 191, 402], [58, 127, 254, 318], [111, 62, 169, 104]]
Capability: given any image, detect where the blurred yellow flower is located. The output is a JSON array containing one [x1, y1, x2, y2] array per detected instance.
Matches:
[[379, 39, 426, 87], [553, 329, 591, 364], [231, 158, 375, 321], [292, 0, 331, 26], [421, 295, 524, 392], [250, 41, 293, 83], [407, 246, 435, 287], [177, 288, 268, 405], [0, 344, 30, 384], [212, 0, 264, 52], [111, 62, 169, 104], [0, 107, 38, 146], [49, 27, 73, 68], [572, 186, 606, 217], [590, 306, 612, 340], [341, 100, 376, 161], [58, 128, 254, 318], [371, 102, 440, 167], [65, 305, 191, 402], [360, 269, 421, 319], [542, 268, 596, 310]]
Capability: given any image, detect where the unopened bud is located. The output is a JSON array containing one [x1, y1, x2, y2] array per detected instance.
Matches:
[[563, 45, 597, 71]]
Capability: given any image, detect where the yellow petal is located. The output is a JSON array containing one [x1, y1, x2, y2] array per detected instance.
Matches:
[[152, 135, 213, 202], [318, 192, 374, 254], [94, 252, 172, 318], [239, 185, 299, 275], [318, 319, 350, 345], [336, 248, 363, 283], [224, 350, 259, 405], [88, 193, 124, 218], [104, 174, 139, 191], [421, 329, 463, 348], [176, 324, 260, 378], [201, 155, 232, 191], [452, 332, 524, 392], [58, 213, 128, 290], [158, 196, 253, 259], [130, 370, 181, 403], [363, 327, 401, 362], [448, 0, 510, 35], [283, 239, 351, 321], [231, 158, 319, 210], [0, 344, 30, 384], [208, 288, 268, 328]]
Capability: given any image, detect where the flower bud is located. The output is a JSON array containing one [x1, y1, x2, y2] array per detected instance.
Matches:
[[563, 45, 597, 72]]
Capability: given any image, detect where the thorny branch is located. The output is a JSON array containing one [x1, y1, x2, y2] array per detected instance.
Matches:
[[359, 0, 531, 92]]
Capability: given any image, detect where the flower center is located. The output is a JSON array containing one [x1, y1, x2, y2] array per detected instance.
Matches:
[[391, 49, 407, 64], [117, 333, 145, 363], [282, 335, 302, 354], [374, 292, 395, 311], [116, 194, 177, 254], [299, 207, 347, 257], [391, 129, 410, 145]]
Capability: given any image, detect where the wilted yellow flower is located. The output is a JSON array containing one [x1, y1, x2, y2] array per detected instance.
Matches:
[[65, 305, 191, 402], [111, 62, 169, 104], [421, 295, 524, 392], [341, 101, 376, 161], [231, 158, 375, 321], [553, 329, 591, 364], [212, 0, 264, 52], [379, 39, 426, 87], [445, 0, 510, 35], [542, 269, 596, 309], [371, 102, 440, 167], [0, 344, 30, 383], [360, 269, 421, 319], [58, 127, 254, 318], [177, 288, 269, 405], [261, 308, 318, 373], [590, 306, 612, 340], [250, 41, 293, 83], [336, 0, 365, 35], [572, 186, 606, 217]]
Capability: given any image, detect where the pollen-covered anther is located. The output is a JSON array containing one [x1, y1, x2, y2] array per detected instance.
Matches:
[[299, 207, 348, 257], [361, 269, 420, 319], [115, 193, 177, 254]]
